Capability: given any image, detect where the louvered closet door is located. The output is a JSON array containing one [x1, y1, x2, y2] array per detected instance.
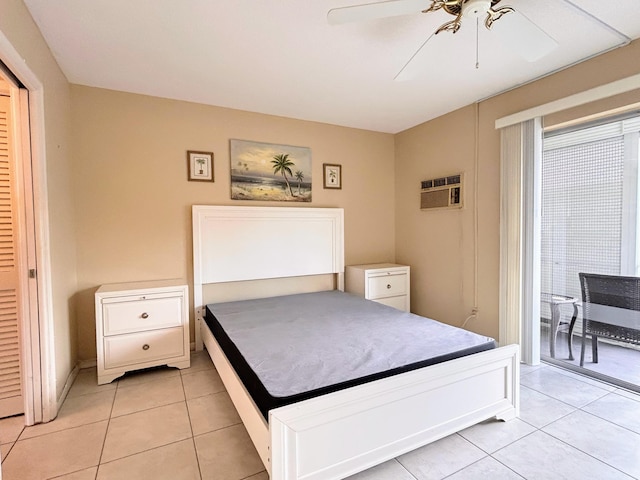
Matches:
[[0, 94, 23, 417]]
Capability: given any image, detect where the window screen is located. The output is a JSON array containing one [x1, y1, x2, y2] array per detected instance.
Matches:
[[541, 135, 625, 309]]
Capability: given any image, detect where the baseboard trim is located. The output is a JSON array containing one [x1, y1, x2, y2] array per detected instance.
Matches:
[[78, 358, 97, 369], [55, 364, 80, 420]]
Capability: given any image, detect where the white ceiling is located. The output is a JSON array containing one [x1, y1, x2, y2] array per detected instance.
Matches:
[[23, 0, 640, 133]]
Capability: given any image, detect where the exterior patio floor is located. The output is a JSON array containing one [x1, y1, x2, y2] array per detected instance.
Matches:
[[541, 327, 640, 390]]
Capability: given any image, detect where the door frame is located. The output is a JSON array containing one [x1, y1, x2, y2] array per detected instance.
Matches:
[[0, 31, 56, 423]]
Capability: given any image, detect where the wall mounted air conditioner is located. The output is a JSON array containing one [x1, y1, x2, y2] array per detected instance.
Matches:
[[420, 174, 463, 210]]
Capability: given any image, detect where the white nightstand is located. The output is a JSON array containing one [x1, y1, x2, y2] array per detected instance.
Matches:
[[95, 279, 190, 384], [345, 263, 410, 312]]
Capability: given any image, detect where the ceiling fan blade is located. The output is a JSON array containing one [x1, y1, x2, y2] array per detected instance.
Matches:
[[327, 0, 433, 25], [394, 32, 437, 81], [490, 9, 558, 62]]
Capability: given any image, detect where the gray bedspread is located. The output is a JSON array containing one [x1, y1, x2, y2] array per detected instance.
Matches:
[[208, 290, 495, 398]]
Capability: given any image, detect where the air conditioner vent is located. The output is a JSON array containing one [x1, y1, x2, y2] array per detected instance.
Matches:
[[420, 173, 463, 210], [433, 177, 447, 187], [447, 175, 461, 185]]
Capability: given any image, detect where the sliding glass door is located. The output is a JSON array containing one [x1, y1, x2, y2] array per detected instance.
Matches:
[[540, 114, 640, 390]]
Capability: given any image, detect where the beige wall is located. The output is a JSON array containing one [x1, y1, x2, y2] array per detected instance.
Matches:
[[0, 0, 77, 400], [395, 39, 640, 340], [71, 85, 395, 362], [545, 88, 640, 130], [395, 106, 477, 330]]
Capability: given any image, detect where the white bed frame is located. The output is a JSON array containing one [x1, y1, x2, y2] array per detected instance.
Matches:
[[192, 205, 519, 480]]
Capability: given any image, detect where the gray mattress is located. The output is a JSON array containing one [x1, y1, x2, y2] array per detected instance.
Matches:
[[206, 290, 495, 414]]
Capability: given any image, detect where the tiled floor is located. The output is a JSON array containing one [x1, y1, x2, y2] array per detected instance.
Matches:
[[1, 353, 639, 479]]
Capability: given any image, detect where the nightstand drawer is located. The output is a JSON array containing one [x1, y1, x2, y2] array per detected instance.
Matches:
[[102, 295, 183, 336], [368, 273, 407, 299], [104, 327, 185, 369]]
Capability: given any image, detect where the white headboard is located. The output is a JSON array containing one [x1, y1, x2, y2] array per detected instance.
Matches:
[[192, 205, 345, 349]]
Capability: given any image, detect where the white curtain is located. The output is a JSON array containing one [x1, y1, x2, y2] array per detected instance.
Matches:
[[499, 118, 542, 364]]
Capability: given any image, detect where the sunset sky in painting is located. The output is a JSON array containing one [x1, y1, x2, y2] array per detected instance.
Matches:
[[230, 140, 312, 178]]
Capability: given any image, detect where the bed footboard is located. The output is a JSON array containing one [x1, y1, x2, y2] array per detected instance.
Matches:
[[269, 344, 519, 480]]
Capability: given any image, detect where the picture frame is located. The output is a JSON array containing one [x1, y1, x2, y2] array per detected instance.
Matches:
[[187, 150, 214, 182], [230, 139, 312, 202], [323, 163, 342, 189]]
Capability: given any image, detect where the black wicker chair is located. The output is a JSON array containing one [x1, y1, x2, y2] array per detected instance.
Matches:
[[579, 273, 640, 367]]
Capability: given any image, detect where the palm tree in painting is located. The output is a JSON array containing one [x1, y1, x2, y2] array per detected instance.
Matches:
[[271, 154, 295, 197], [196, 158, 206, 175], [295, 171, 304, 196]]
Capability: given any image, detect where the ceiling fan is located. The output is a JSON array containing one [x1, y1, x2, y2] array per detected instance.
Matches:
[[328, 0, 558, 79]]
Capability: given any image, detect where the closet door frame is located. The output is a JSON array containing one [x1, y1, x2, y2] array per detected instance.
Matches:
[[0, 31, 55, 425]]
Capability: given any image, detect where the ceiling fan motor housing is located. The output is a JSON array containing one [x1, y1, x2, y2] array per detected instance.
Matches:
[[463, 0, 492, 18], [443, 0, 503, 17]]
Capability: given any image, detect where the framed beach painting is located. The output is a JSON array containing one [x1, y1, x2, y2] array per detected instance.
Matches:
[[230, 139, 312, 202]]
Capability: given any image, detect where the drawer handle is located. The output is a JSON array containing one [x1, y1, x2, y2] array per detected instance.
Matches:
[[387, 284, 391, 289], [142, 344, 150, 351], [141, 312, 149, 319]]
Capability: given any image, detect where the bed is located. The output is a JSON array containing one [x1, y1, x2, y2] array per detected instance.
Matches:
[[192, 205, 519, 480]]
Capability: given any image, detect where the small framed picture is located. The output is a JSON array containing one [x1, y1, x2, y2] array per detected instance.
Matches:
[[323, 163, 342, 189], [187, 150, 214, 182]]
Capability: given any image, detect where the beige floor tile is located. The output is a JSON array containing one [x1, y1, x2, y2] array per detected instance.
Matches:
[[181, 351, 214, 375], [397, 434, 485, 480], [614, 388, 640, 402], [494, 430, 631, 480], [244, 472, 269, 480], [117, 365, 181, 387], [182, 368, 225, 400], [195, 424, 263, 480], [347, 460, 416, 480], [459, 418, 536, 454], [48, 466, 99, 479], [1, 442, 14, 463], [97, 439, 200, 480], [101, 401, 192, 463], [21, 389, 115, 440], [111, 375, 185, 417], [0, 415, 25, 444], [68, 368, 117, 399], [1, 421, 107, 480], [187, 391, 241, 436]]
